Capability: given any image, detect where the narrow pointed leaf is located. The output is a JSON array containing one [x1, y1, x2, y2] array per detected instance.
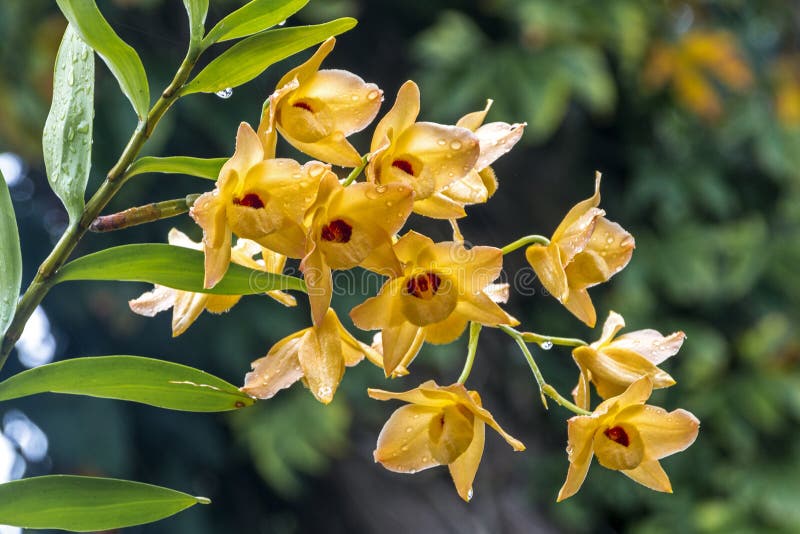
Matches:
[[0, 171, 22, 337], [0, 355, 254, 411], [127, 156, 227, 180], [43, 24, 94, 223], [204, 0, 309, 45], [182, 18, 357, 95], [56, 0, 150, 119], [183, 0, 208, 45], [0, 475, 209, 531], [54, 243, 306, 294]]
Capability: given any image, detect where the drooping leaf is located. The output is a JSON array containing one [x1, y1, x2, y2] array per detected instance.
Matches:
[[55, 0, 150, 119], [0, 355, 254, 411], [0, 475, 208, 532], [204, 0, 309, 45], [127, 156, 227, 180], [0, 171, 22, 337], [182, 18, 357, 95], [54, 243, 306, 294], [183, 0, 208, 45], [42, 24, 94, 224]]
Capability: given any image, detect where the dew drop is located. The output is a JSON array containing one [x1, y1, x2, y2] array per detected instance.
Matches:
[[606, 235, 614, 244], [422, 456, 429, 462], [467, 488, 474, 501], [317, 385, 332, 399], [412, 414, 419, 420], [437, 138, 447, 146], [375, 184, 388, 194], [409, 469, 416, 474], [308, 165, 324, 178], [405, 427, 412, 433], [292, 172, 302, 179], [386, 200, 393, 207], [450, 140, 462, 150], [278, 19, 287, 26], [367, 90, 380, 100], [401, 445, 409, 451], [215, 87, 233, 99], [350, 94, 359, 102], [67, 128, 75, 141], [540, 340, 554, 350]]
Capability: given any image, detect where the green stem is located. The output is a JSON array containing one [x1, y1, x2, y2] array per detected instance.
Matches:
[[457, 322, 482, 384], [342, 154, 369, 186], [521, 331, 588, 348], [0, 45, 203, 368], [500, 234, 550, 255], [498, 325, 590, 415], [89, 194, 200, 233]]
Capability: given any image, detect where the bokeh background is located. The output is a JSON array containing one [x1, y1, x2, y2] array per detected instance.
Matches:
[[2, 0, 800, 532]]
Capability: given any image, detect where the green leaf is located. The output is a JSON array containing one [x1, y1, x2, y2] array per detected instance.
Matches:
[[54, 243, 306, 294], [0, 171, 22, 337], [42, 24, 94, 224], [182, 18, 357, 95], [0, 475, 208, 531], [0, 355, 254, 411], [204, 0, 309, 45], [127, 155, 227, 180], [56, 0, 150, 119], [183, 0, 208, 45]]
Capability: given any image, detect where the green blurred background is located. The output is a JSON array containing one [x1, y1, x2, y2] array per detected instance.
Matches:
[[2, 0, 800, 532]]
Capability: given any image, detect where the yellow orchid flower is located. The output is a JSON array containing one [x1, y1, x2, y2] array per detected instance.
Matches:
[[558, 376, 699, 501], [257, 37, 383, 167], [572, 311, 684, 410], [302, 172, 414, 326], [241, 308, 382, 404], [351, 231, 518, 376], [190, 122, 332, 288], [369, 380, 525, 501], [129, 229, 296, 337], [441, 99, 525, 209], [366, 80, 481, 219], [525, 173, 634, 327]]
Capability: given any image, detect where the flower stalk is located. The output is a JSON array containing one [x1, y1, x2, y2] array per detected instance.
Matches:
[[457, 322, 482, 384], [500, 234, 550, 255]]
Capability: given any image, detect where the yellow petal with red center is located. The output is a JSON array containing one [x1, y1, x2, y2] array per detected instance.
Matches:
[[448, 419, 485, 502], [423, 311, 469, 345], [289, 69, 382, 137], [349, 277, 407, 330], [456, 291, 518, 327], [442, 170, 489, 205], [204, 294, 242, 314], [129, 286, 176, 318], [616, 405, 699, 460], [368, 380, 461, 407], [300, 246, 333, 327], [412, 193, 467, 219], [573, 345, 675, 400], [373, 404, 441, 473], [298, 309, 345, 404], [171, 291, 209, 337], [400, 274, 458, 326], [562, 286, 597, 328], [621, 459, 673, 493], [526, 243, 568, 302], [611, 329, 686, 365], [423, 243, 502, 295], [428, 404, 476, 465], [473, 121, 525, 171], [241, 334, 306, 399], [190, 191, 232, 288], [381, 322, 424, 376], [370, 80, 420, 154], [390, 122, 480, 195], [250, 159, 328, 223], [328, 180, 414, 237], [593, 421, 645, 471], [316, 215, 392, 270], [557, 416, 598, 501]]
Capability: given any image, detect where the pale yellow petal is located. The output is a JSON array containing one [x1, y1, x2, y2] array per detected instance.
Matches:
[[300, 246, 333, 327], [167, 228, 202, 250], [596, 310, 626, 348], [441, 170, 489, 205], [373, 404, 441, 473], [298, 310, 345, 404], [562, 287, 597, 328], [171, 291, 209, 337], [611, 330, 686, 365], [276, 37, 335, 89], [190, 191, 232, 288], [350, 278, 407, 330], [218, 122, 264, 187], [412, 193, 468, 219], [204, 294, 242, 314], [381, 322, 424, 376], [328, 180, 414, 237], [483, 283, 509, 304], [552, 172, 602, 245], [423, 312, 469, 345], [455, 389, 525, 451], [596, 376, 654, 415], [573, 345, 675, 400], [557, 416, 598, 501], [593, 422, 645, 471], [393, 231, 435, 264], [368, 380, 459, 407], [423, 243, 502, 295], [371, 80, 420, 153], [129, 286, 176, 317], [617, 405, 699, 460], [526, 243, 568, 302], [448, 419, 485, 502], [278, 128, 364, 167], [473, 121, 525, 171], [621, 459, 673, 493], [241, 335, 305, 399], [456, 100, 492, 131], [572, 366, 591, 412], [456, 291, 518, 327], [428, 404, 476, 465]]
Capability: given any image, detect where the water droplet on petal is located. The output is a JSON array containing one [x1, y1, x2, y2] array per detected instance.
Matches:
[[437, 138, 447, 146], [450, 140, 462, 150], [367, 90, 380, 100], [216, 88, 233, 99], [606, 235, 614, 244], [309, 165, 324, 178], [350, 94, 359, 102], [467, 488, 474, 500], [405, 427, 412, 433]]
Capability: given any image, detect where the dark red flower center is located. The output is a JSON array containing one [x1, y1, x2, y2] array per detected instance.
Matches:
[[391, 159, 415, 176], [321, 219, 353, 243], [293, 101, 313, 112], [604, 426, 630, 447], [233, 193, 265, 209], [406, 272, 442, 300]]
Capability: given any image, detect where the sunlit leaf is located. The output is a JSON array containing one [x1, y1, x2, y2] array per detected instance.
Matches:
[[55, 0, 150, 119], [54, 243, 306, 294], [183, 0, 209, 45], [204, 0, 309, 45], [0, 170, 22, 337], [42, 24, 94, 224], [0, 355, 254, 411], [0, 475, 209, 531], [127, 156, 227, 180], [182, 18, 357, 95]]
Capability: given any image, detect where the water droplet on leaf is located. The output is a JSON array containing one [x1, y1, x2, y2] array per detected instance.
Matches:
[[215, 88, 233, 99]]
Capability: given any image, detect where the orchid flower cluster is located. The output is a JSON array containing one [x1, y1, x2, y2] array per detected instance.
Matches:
[[130, 37, 699, 502]]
